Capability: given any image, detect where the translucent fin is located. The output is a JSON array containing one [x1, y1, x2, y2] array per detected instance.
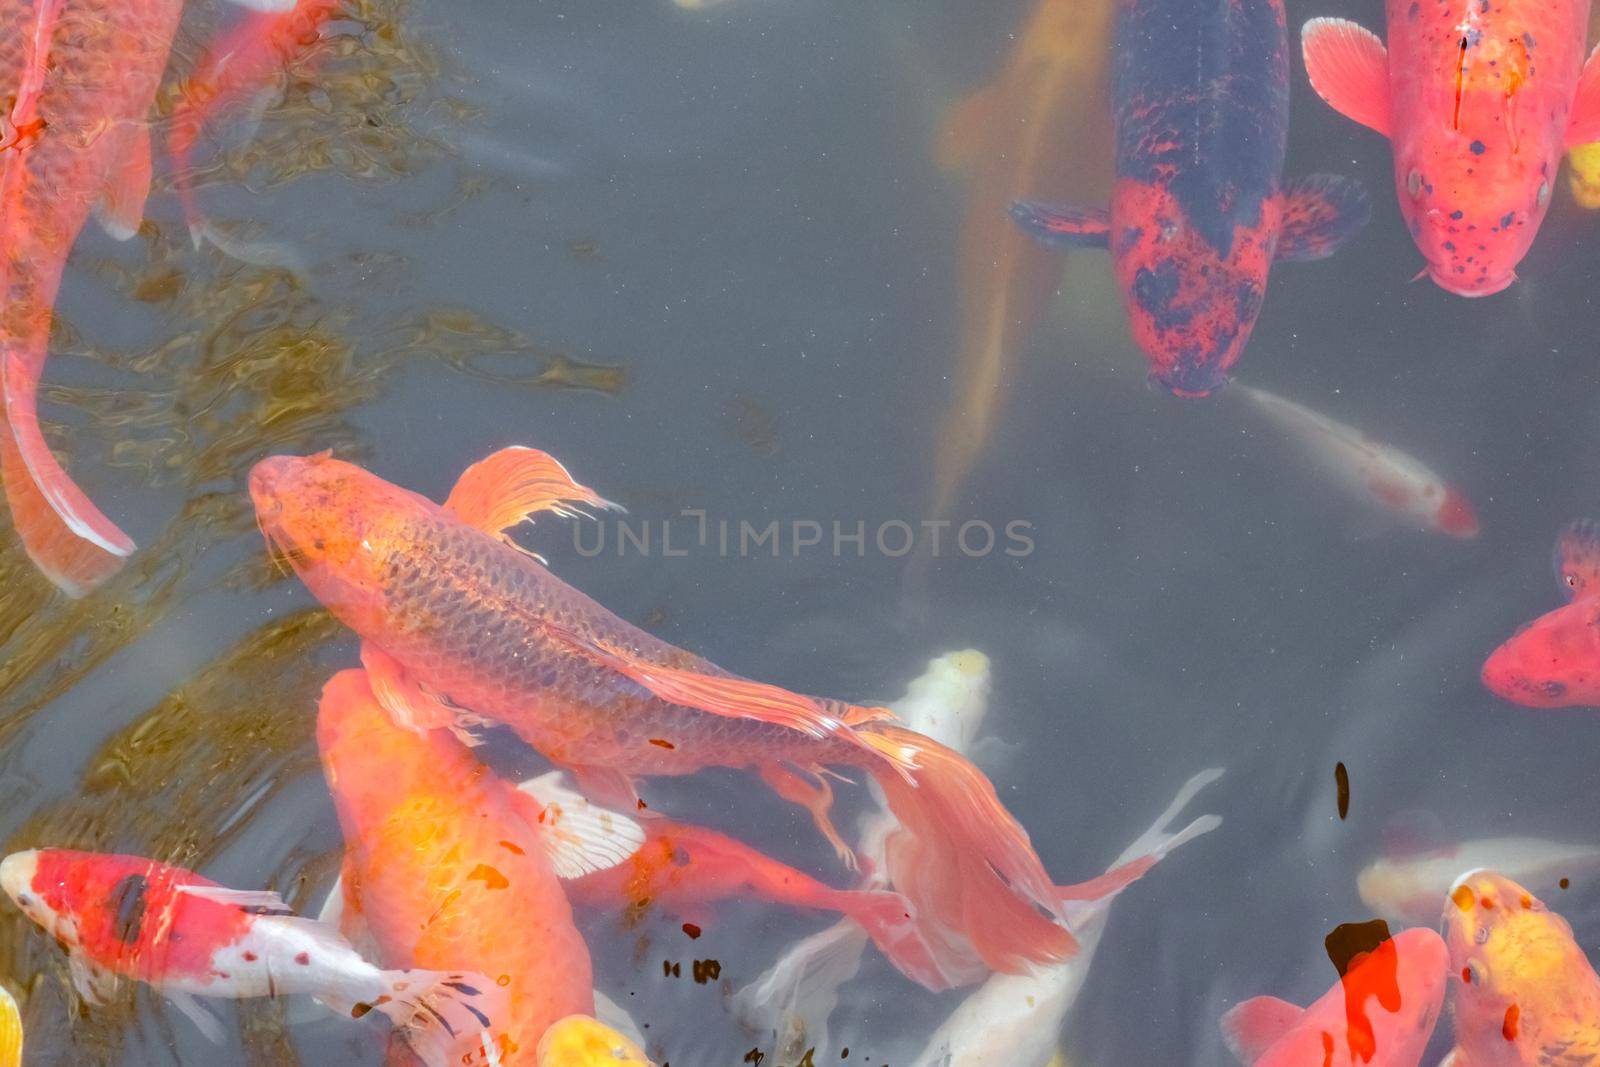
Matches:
[[173, 884, 293, 915], [94, 125, 152, 241], [1220, 995, 1305, 1064], [1300, 18, 1391, 136], [362, 644, 457, 734], [224, 0, 296, 10], [760, 762, 856, 869], [1276, 174, 1371, 262], [591, 991, 647, 1051], [67, 954, 117, 1006], [509, 774, 645, 878], [731, 919, 869, 1063], [0, 426, 125, 596], [164, 990, 226, 1044], [1568, 42, 1600, 147], [1008, 201, 1111, 249], [374, 969, 505, 1067], [444, 446, 621, 538]]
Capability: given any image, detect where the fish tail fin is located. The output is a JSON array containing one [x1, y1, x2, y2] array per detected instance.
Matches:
[[372, 969, 505, 1067], [0, 370, 132, 596], [855, 722, 1074, 984]]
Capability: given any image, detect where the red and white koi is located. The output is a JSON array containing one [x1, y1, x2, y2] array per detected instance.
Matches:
[[0, 849, 500, 1067]]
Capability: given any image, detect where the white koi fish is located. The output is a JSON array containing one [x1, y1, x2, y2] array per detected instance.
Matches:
[[1359, 837, 1600, 927]]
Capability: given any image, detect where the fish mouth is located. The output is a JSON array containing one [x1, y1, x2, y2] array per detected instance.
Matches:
[[0, 851, 38, 908], [1430, 268, 1516, 298]]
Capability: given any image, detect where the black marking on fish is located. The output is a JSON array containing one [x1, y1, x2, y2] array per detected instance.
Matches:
[[108, 874, 148, 946]]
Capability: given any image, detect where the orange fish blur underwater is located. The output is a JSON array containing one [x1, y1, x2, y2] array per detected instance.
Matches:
[[1220, 928, 1449, 1066], [537, 1015, 652, 1067], [170, 0, 339, 252], [0, 987, 19, 1067], [0, 847, 499, 1066], [1481, 519, 1600, 706], [1301, 0, 1600, 297], [250, 446, 1151, 991], [929, 0, 1114, 517], [1441, 869, 1600, 1066], [317, 668, 634, 1063]]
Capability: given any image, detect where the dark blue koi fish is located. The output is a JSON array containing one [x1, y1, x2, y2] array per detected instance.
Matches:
[[1010, 0, 1371, 397]]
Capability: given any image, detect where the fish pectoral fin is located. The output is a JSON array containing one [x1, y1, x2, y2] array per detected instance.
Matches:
[[1007, 201, 1110, 249], [1276, 174, 1371, 262], [223, 0, 296, 10], [164, 990, 226, 1044], [1219, 995, 1305, 1065], [761, 763, 857, 870], [66, 953, 119, 1006], [565, 764, 646, 813], [315, 858, 381, 960], [1566, 42, 1600, 147], [506, 775, 646, 878], [443, 446, 622, 540], [361, 644, 458, 733], [936, 85, 998, 170], [1300, 18, 1391, 137], [94, 125, 152, 241]]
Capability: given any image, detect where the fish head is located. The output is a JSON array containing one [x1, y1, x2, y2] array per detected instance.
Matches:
[[0, 849, 112, 950], [1394, 115, 1558, 297], [250, 452, 432, 627], [1480, 600, 1600, 707], [536, 1015, 653, 1067], [1443, 870, 1582, 1041], [1112, 182, 1274, 397], [0, 851, 48, 929]]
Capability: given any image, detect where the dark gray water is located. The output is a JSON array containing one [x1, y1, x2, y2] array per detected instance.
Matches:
[[3, 0, 1600, 1063]]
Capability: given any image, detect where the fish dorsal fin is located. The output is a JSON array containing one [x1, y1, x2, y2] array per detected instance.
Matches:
[[1300, 18, 1392, 137], [224, 0, 296, 9], [510, 772, 646, 878], [94, 125, 152, 241], [1009, 201, 1111, 249], [1566, 42, 1600, 147], [1277, 174, 1371, 262], [1554, 519, 1600, 600], [1220, 996, 1305, 1064], [444, 446, 621, 542], [937, 85, 998, 170], [173, 884, 294, 915]]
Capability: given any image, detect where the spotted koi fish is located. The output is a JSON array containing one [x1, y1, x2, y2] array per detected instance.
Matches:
[[1481, 519, 1600, 706], [0, 848, 500, 1066], [1302, 0, 1600, 295], [1011, 0, 1369, 397]]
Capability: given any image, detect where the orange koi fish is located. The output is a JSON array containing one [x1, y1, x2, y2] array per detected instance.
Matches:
[[317, 668, 642, 1063], [250, 446, 1138, 990], [1482, 519, 1600, 706], [1441, 870, 1600, 1065], [520, 772, 928, 969], [929, 0, 1114, 518], [170, 0, 339, 252], [1236, 383, 1479, 538], [0, 848, 497, 1066], [1301, 0, 1600, 296], [1221, 928, 1449, 1066]]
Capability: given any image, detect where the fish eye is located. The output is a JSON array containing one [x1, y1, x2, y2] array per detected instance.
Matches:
[[1462, 960, 1485, 984], [1407, 170, 1424, 197], [1475, 926, 1490, 945], [1537, 180, 1551, 206]]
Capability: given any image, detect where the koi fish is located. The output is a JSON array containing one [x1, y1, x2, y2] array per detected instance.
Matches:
[[1011, 0, 1369, 396], [1481, 519, 1600, 706], [1300, 0, 1600, 296], [1441, 869, 1600, 1065], [1359, 836, 1600, 926], [1220, 928, 1449, 1066], [169, 0, 339, 255], [250, 447, 1138, 991], [0, 848, 498, 1067], [537, 1015, 653, 1067], [929, 0, 1114, 518], [908, 767, 1223, 1067], [520, 772, 930, 972], [316, 668, 641, 1063], [1569, 142, 1600, 205], [1235, 383, 1479, 538]]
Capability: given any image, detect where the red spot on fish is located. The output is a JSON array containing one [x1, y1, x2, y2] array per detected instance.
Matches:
[[468, 864, 509, 890], [682, 922, 702, 940], [295, 952, 310, 966], [649, 738, 676, 750], [1437, 489, 1479, 538], [1502, 1002, 1520, 1040]]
